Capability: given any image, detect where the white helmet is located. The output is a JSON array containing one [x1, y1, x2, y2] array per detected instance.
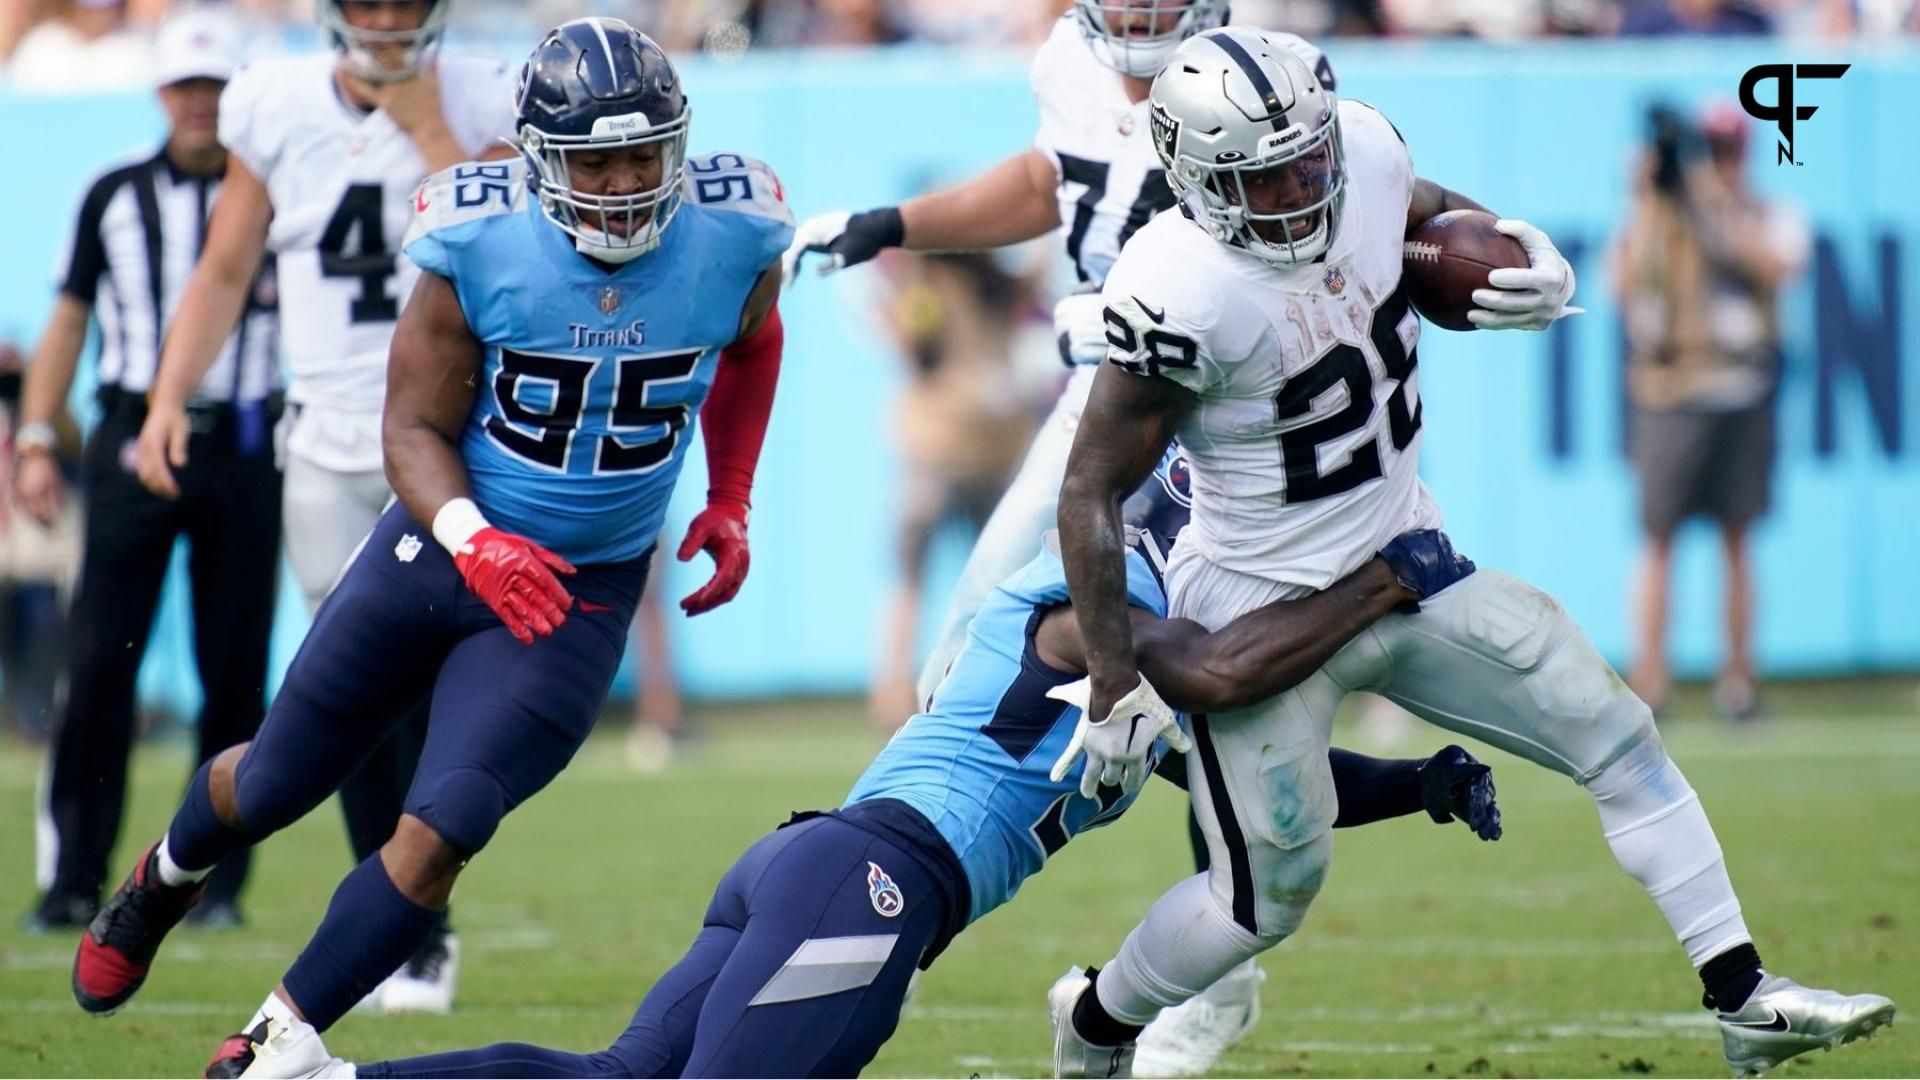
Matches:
[[1070, 0, 1229, 78], [320, 0, 451, 83], [1149, 27, 1345, 266]]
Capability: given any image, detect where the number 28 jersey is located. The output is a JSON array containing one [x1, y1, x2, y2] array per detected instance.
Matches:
[[219, 53, 518, 428], [403, 154, 794, 565], [1100, 100, 1441, 591]]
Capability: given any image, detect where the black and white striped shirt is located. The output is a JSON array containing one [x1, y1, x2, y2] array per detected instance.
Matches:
[[56, 146, 279, 403]]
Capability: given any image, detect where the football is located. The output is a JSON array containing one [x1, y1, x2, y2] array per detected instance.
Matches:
[[1402, 209, 1530, 331]]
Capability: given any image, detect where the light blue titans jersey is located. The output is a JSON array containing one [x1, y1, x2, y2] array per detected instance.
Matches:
[[402, 154, 794, 564], [846, 537, 1175, 928]]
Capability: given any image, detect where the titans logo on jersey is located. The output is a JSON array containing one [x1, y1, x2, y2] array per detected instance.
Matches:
[[846, 532, 1171, 927], [403, 153, 794, 564]]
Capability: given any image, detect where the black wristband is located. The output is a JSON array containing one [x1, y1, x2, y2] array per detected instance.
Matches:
[[846, 206, 906, 255]]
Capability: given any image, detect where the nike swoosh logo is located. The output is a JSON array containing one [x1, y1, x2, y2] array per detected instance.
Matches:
[[578, 600, 612, 613], [1727, 1007, 1790, 1032], [1131, 296, 1166, 324], [1129, 714, 1144, 746]]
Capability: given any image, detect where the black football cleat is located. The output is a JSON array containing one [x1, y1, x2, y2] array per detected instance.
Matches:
[[1418, 745, 1502, 841], [72, 842, 203, 1014]]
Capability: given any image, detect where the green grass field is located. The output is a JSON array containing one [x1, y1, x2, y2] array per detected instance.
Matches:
[[3, 686, 1916, 1078]]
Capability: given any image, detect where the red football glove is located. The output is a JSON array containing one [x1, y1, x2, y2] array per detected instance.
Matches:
[[454, 528, 577, 645], [677, 502, 749, 616]]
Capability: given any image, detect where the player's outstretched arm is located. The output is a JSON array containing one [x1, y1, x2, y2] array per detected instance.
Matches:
[[134, 156, 271, 499], [677, 268, 784, 616], [1057, 364, 1191, 723], [784, 149, 1059, 280], [386, 272, 575, 645]]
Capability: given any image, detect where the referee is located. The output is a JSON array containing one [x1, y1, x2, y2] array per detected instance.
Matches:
[[15, 11, 282, 932]]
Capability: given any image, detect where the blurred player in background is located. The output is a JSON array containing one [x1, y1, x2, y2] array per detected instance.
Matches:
[[785, 3, 1331, 1065], [1053, 29, 1891, 1079], [1614, 99, 1808, 722], [72, 23, 790, 1075], [869, 247, 1041, 726], [127, 0, 519, 1012], [264, 453, 1500, 1079], [14, 11, 280, 935]]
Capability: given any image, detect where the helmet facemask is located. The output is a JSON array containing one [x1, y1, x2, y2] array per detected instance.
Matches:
[[1071, 0, 1229, 78], [521, 109, 690, 264], [1185, 112, 1345, 265], [322, 0, 449, 83]]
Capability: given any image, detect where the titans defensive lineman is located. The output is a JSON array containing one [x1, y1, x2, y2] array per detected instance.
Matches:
[[1053, 27, 1893, 1078], [70, 21, 793, 1076], [229, 454, 1499, 1078]]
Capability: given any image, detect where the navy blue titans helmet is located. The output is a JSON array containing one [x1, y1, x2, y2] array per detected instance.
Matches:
[[1122, 443, 1193, 583], [320, 0, 450, 83], [516, 18, 689, 263]]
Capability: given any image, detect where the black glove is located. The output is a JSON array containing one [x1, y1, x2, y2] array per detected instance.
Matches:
[[1378, 528, 1476, 613]]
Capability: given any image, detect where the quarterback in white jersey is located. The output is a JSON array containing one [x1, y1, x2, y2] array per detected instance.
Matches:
[[129, 0, 518, 1016], [1050, 27, 1893, 1079]]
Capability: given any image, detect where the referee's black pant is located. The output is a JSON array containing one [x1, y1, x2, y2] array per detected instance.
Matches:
[[44, 389, 282, 909]]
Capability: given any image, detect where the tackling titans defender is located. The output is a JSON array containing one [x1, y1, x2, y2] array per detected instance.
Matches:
[[785, 7, 1324, 1067], [229, 452, 1500, 1078], [129, 0, 519, 1009], [1052, 27, 1893, 1079], [69, 20, 793, 1076]]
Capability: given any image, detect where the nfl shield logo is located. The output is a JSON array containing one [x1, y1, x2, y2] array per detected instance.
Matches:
[[394, 534, 423, 563], [599, 286, 621, 316], [1322, 265, 1346, 295], [867, 862, 904, 918]]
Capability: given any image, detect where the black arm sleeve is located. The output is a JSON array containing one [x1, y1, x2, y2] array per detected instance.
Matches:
[[1328, 748, 1425, 828], [1156, 747, 1428, 828]]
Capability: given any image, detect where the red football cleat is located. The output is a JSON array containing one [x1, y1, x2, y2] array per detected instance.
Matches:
[[72, 843, 203, 1014]]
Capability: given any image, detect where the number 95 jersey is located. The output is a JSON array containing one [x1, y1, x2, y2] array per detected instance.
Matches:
[[1100, 100, 1441, 592], [403, 153, 794, 566]]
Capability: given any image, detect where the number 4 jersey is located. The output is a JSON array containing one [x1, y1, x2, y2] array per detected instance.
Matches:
[[219, 52, 519, 469], [1101, 99, 1441, 592], [403, 153, 793, 565]]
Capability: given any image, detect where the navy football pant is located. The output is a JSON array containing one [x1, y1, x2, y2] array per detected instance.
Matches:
[[361, 815, 949, 1078], [222, 504, 647, 856]]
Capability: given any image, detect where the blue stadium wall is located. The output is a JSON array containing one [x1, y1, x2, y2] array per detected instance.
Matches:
[[1, 40, 1914, 710]]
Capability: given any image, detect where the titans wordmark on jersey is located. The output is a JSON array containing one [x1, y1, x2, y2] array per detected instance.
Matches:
[[1029, 15, 1334, 287], [1099, 99, 1442, 591], [402, 153, 793, 565]]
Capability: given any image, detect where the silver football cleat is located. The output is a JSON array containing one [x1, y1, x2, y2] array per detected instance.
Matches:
[[1718, 973, 1895, 1077], [1049, 967, 1135, 1079]]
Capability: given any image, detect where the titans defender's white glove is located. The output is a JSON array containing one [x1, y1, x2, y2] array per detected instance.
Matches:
[[1047, 675, 1191, 799]]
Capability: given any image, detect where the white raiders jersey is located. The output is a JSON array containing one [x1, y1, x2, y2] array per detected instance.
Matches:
[[1029, 15, 1334, 288], [1100, 100, 1442, 590], [219, 51, 517, 466]]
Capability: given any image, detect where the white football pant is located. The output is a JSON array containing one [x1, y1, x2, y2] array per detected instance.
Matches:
[[1090, 554, 1752, 1025]]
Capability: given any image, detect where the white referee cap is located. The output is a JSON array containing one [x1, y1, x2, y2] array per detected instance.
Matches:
[[153, 10, 245, 88]]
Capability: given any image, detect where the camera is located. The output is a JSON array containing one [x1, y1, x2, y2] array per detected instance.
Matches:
[[1645, 101, 1701, 196]]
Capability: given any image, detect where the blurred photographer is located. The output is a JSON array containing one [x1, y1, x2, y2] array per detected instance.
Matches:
[[1612, 99, 1808, 721]]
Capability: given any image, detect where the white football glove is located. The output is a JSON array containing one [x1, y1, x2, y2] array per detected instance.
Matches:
[[1053, 291, 1111, 367], [1468, 218, 1579, 331], [1047, 675, 1192, 799], [781, 210, 853, 284]]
